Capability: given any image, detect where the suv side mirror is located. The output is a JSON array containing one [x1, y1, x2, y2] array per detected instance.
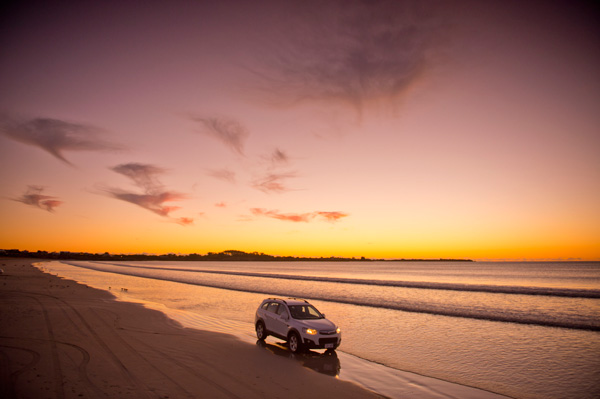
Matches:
[[321, 313, 326, 318]]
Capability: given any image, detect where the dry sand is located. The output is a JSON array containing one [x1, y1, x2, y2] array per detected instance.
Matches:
[[0, 259, 382, 399]]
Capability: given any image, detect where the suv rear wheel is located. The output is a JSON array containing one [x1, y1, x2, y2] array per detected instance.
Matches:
[[288, 331, 303, 353], [256, 321, 267, 341]]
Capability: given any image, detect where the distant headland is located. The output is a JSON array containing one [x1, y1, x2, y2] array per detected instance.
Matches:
[[1, 249, 473, 262]]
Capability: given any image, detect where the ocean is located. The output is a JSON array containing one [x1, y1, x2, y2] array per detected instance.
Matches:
[[37, 260, 600, 399]]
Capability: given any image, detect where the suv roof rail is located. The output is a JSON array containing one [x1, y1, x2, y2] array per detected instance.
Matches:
[[266, 297, 286, 303], [264, 297, 309, 304], [287, 297, 309, 303]]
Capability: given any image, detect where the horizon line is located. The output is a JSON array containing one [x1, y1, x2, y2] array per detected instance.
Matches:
[[2, 248, 598, 262]]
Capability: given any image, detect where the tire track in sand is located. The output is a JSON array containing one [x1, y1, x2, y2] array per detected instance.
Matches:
[[28, 294, 65, 399], [0, 337, 106, 398], [93, 307, 238, 399], [0, 343, 41, 398], [51, 296, 155, 399], [13, 290, 149, 397], [101, 306, 271, 399]]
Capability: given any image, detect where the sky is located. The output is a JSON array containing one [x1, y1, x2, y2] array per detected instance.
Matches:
[[1, 0, 599, 261]]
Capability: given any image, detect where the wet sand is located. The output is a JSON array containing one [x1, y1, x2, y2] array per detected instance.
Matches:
[[0, 259, 381, 399]]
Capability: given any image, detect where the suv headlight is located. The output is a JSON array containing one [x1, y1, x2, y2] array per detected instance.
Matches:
[[336, 327, 341, 334], [303, 328, 318, 335]]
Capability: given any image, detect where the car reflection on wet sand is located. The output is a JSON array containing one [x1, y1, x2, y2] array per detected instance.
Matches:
[[256, 340, 341, 377]]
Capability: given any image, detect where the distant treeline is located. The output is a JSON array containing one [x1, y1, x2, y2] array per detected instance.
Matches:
[[0, 249, 473, 262]]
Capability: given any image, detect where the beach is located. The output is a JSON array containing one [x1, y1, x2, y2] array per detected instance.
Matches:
[[0, 259, 523, 399], [0, 259, 383, 399]]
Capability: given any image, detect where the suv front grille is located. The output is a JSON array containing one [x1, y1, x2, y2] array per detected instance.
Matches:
[[320, 330, 336, 335]]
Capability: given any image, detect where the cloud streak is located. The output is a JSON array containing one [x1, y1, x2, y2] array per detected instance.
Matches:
[[251, 208, 348, 223], [207, 168, 236, 184], [251, 172, 297, 193], [112, 163, 166, 193], [174, 217, 194, 226], [107, 190, 185, 217], [264, 148, 290, 167], [1, 116, 122, 165], [315, 211, 349, 222], [192, 116, 249, 156], [105, 163, 193, 225], [253, 1, 445, 113], [14, 185, 63, 212]]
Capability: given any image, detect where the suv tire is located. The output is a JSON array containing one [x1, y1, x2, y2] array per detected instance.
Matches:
[[256, 321, 267, 341], [288, 331, 303, 353]]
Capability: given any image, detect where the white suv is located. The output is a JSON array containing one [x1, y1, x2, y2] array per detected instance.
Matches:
[[255, 298, 341, 353]]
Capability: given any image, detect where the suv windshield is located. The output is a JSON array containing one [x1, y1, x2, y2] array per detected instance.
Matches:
[[288, 304, 323, 320]]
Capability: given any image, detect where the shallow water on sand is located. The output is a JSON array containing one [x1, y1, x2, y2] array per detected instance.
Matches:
[[38, 260, 600, 399]]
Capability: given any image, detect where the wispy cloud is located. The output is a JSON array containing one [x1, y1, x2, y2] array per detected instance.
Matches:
[[315, 211, 349, 222], [264, 148, 290, 167], [112, 163, 166, 193], [253, 1, 445, 113], [1, 115, 122, 165], [251, 208, 313, 222], [107, 190, 185, 217], [251, 208, 348, 223], [192, 116, 249, 156], [207, 168, 236, 184], [14, 185, 63, 212], [105, 163, 193, 225], [175, 217, 194, 226], [251, 172, 297, 193]]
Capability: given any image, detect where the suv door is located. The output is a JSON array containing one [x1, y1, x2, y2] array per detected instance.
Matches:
[[273, 304, 290, 337], [263, 302, 288, 338]]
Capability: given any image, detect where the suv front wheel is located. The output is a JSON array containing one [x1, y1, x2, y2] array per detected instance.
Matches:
[[288, 332, 303, 353]]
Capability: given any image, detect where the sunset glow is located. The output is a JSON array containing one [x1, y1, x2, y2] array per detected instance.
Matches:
[[1, 1, 598, 260]]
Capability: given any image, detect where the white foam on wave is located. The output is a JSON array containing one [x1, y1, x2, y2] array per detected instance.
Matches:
[[81, 260, 600, 298]]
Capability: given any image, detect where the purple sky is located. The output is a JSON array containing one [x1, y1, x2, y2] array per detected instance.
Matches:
[[1, 0, 598, 259]]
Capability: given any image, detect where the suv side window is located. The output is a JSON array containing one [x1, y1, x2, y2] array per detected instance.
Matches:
[[261, 302, 270, 310], [276, 304, 289, 318], [267, 302, 279, 313]]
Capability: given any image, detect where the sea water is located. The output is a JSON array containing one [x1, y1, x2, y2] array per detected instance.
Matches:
[[38, 260, 600, 399]]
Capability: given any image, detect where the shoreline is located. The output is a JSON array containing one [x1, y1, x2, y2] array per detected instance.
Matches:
[[1, 259, 511, 399]]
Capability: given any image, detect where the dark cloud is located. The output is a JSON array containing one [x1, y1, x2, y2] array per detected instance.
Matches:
[[1, 116, 122, 165], [251, 172, 297, 193], [264, 148, 289, 167], [207, 168, 236, 184], [253, 0, 445, 113], [111, 163, 166, 193], [14, 185, 63, 212], [192, 116, 249, 156], [251, 208, 349, 223], [105, 163, 193, 225], [107, 190, 185, 217]]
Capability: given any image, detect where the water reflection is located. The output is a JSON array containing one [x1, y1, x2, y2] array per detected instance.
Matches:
[[256, 340, 341, 377]]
